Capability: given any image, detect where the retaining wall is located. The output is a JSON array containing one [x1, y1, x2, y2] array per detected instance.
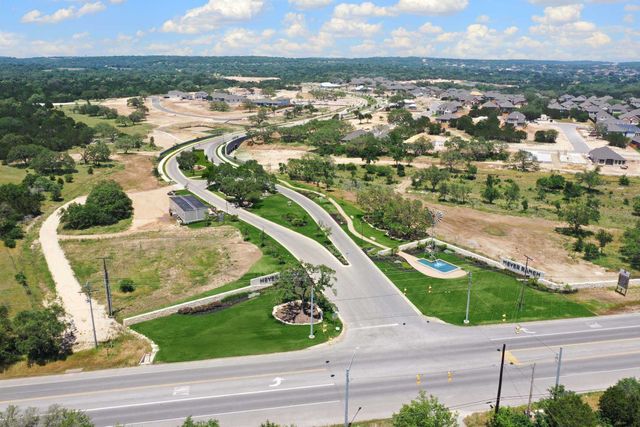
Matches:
[[123, 273, 279, 326]]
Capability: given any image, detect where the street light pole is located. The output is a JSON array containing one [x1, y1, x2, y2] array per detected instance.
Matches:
[[344, 349, 357, 427], [309, 278, 315, 339], [555, 347, 563, 390], [464, 272, 472, 324]]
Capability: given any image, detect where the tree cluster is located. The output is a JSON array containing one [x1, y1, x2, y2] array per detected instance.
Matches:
[[282, 154, 336, 189], [203, 160, 276, 207], [357, 186, 433, 240], [0, 305, 75, 370], [452, 114, 527, 143], [0, 100, 93, 162], [61, 180, 133, 229]]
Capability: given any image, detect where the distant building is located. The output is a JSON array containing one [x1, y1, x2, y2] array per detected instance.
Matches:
[[194, 91, 209, 100], [341, 130, 369, 142], [506, 112, 526, 126], [253, 98, 291, 107], [210, 92, 246, 103], [588, 146, 627, 166], [169, 195, 208, 224]]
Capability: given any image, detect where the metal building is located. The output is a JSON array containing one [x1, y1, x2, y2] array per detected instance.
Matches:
[[169, 195, 208, 224]]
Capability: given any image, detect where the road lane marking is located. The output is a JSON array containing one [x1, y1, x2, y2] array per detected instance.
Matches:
[[107, 399, 342, 427], [0, 368, 327, 405], [510, 337, 640, 353], [352, 323, 399, 331], [172, 386, 190, 397], [85, 383, 336, 412], [489, 324, 640, 341], [538, 365, 640, 381], [269, 377, 283, 388]]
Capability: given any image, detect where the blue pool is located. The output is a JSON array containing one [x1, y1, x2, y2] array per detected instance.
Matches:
[[418, 258, 460, 273]]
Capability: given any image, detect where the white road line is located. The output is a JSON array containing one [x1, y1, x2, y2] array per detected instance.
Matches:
[[85, 383, 335, 412], [489, 324, 640, 341], [110, 400, 341, 427], [538, 366, 640, 381], [352, 323, 399, 331]]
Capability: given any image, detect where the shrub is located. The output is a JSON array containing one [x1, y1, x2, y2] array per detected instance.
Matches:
[[118, 279, 136, 293], [583, 243, 599, 260], [64, 174, 73, 183], [61, 180, 132, 229]]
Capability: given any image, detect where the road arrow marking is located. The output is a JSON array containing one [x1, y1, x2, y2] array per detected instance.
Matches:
[[588, 322, 602, 329], [172, 386, 190, 396], [520, 328, 536, 335], [269, 377, 283, 387]]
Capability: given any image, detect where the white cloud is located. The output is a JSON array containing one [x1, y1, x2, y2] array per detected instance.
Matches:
[[625, 4, 640, 12], [393, 0, 469, 15], [419, 22, 443, 33], [333, 2, 391, 18], [321, 17, 382, 37], [532, 4, 583, 24], [585, 31, 612, 47], [22, 2, 106, 24], [288, 0, 332, 9], [476, 14, 490, 23], [504, 26, 519, 35], [283, 13, 309, 38], [162, 0, 265, 34]]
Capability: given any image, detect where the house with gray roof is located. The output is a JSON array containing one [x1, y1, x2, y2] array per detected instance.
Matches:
[[506, 112, 526, 126], [588, 146, 627, 166]]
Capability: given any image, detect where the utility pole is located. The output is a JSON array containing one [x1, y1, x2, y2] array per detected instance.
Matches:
[[495, 343, 506, 415], [527, 363, 536, 416], [98, 257, 113, 317], [344, 349, 358, 427], [555, 347, 563, 390], [464, 272, 472, 325], [81, 282, 98, 349]]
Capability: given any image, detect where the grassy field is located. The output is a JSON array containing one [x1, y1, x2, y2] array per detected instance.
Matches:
[[58, 217, 132, 235], [132, 289, 342, 362], [375, 252, 594, 325], [58, 105, 154, 137], [0, 333, 149, 379], [61, 227, 253, 319], [249, 193, 346, 262], [0, 164, 27, 185], [0, 161, 136, 316]]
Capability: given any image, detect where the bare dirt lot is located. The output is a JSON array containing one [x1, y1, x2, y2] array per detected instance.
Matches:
[[395, 179, 614, 284], [235, 143, 312, 171]]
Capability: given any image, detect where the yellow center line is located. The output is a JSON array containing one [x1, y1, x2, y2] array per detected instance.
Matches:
[[0, 367, 328, 405]]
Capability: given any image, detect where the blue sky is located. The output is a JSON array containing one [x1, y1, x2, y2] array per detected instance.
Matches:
[[1, 0, 639, 60]]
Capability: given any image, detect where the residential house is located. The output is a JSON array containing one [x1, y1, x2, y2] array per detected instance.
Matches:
[[194, 91, 209, 100], [506, 112, 526, 126], [588, 146, 627, 166]]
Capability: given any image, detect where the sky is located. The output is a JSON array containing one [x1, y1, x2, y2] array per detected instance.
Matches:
[[0, 0, 639, 60]]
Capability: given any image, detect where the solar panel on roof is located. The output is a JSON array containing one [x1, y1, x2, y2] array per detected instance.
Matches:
[[170, 195, 207, 212]]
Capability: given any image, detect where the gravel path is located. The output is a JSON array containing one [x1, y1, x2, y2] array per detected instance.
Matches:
[[39, 198, 119, 349]]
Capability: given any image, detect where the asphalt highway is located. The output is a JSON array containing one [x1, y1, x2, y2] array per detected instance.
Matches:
[[2, 114, 640, 426]]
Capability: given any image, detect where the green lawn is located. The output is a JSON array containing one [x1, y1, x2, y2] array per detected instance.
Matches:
[[0, 164, 27, 185], [249, 193, 346, 263], [131, 290, 342, 362], [58, 217, 132, 235], [375, 252, 594, 325], [58, 105, 154, 137]]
